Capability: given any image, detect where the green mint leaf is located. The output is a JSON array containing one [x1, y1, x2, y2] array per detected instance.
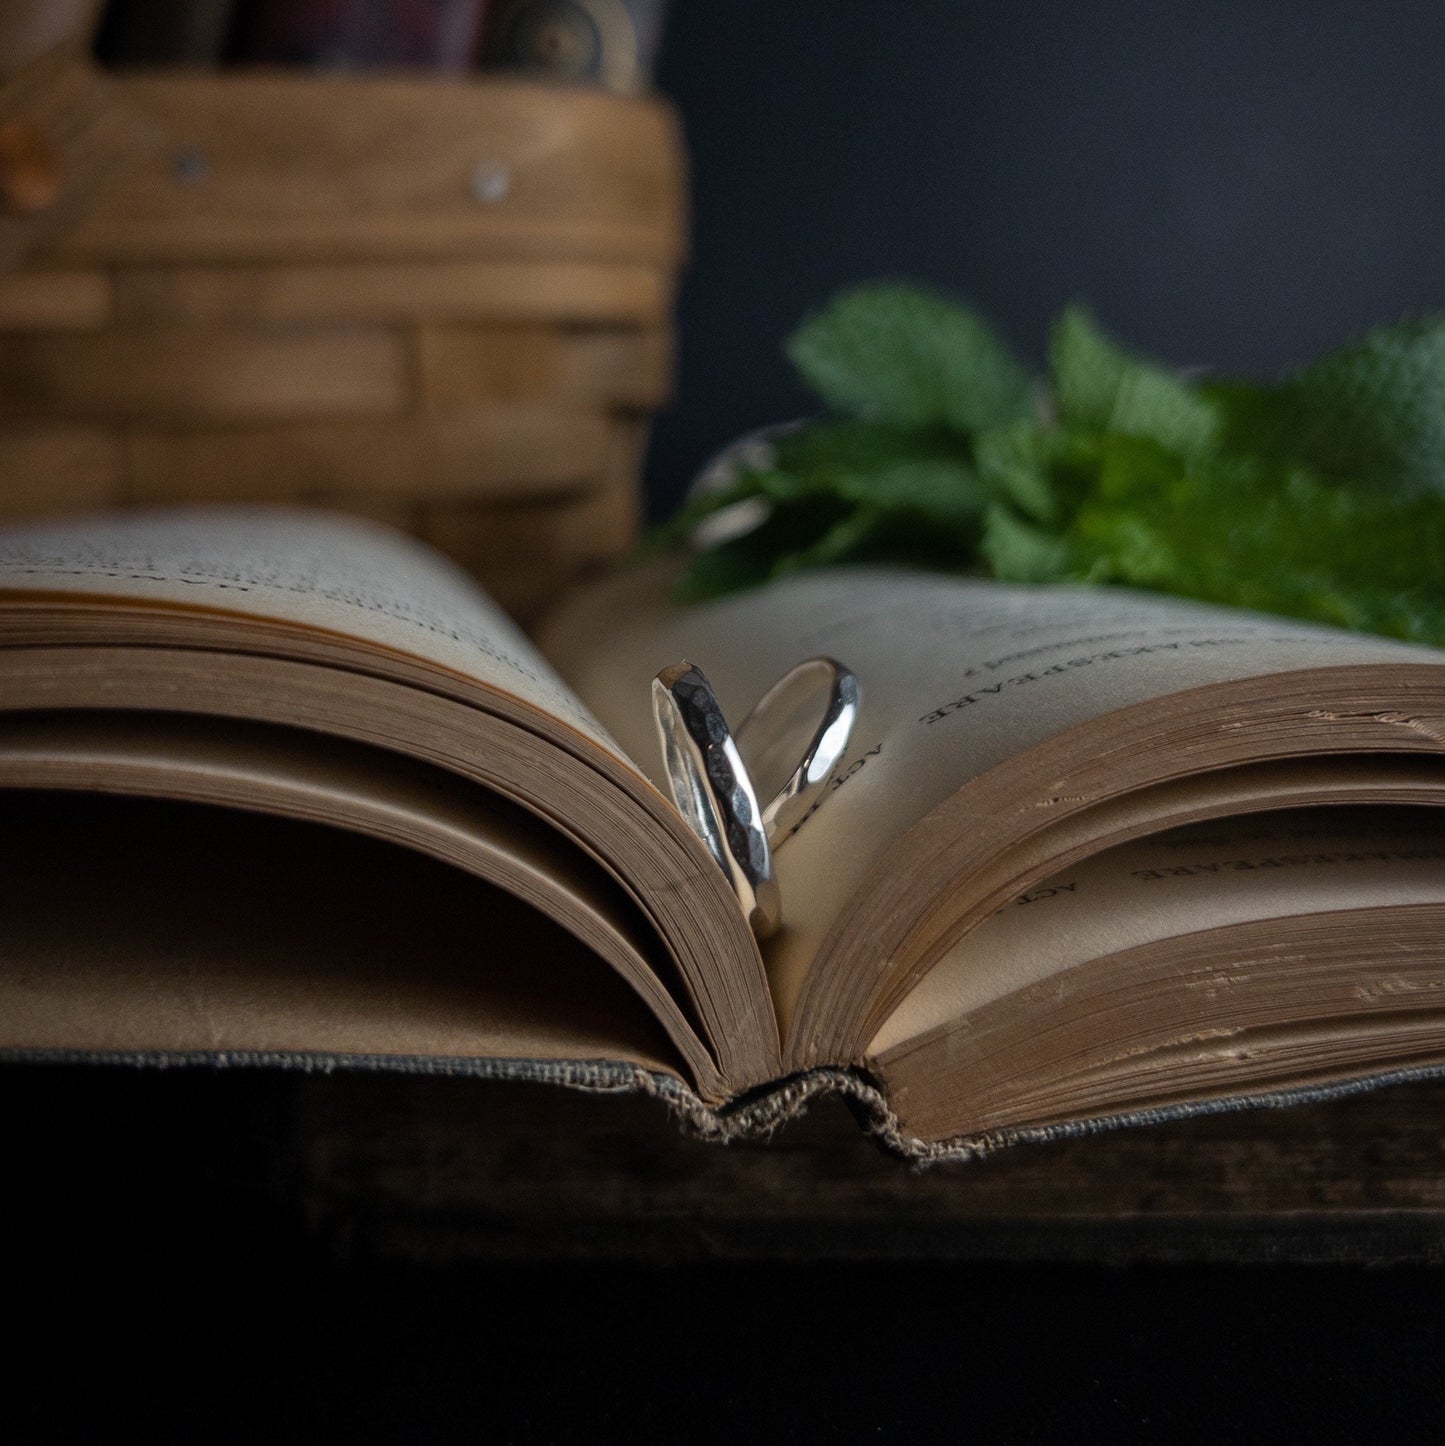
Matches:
[[974, 422, 1104, 524], [663, 286, 1445, 642], [1050, 305, 1219, 456], [786, 282, 1033, 432], [1211, 316, 1445, 497], [1062, 453, 1445, 645], [671, 533, 782, 600], [831, 457, 987, 529], [770, 421, 989, 528], [1285, 315, 1445, 495], [653, 422, 993, 599], [1090, 431, 1187, 504], [771, 506, 886, 577], [977, 431, 1189, 584], [671, 459, 988, 599], [973, 424, 1063, 523], [979, 503, 1078, 583], [1197, 378, 1296, 462]]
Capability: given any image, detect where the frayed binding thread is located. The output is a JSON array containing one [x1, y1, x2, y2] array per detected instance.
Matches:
[[8, 1046, 1445, 1166], [651, 1059, 1445, 1166], [648, 1066, 975, 1163]]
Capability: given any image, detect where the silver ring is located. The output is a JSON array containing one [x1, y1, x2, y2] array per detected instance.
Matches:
[[652, 656, 860, 939], [652, 662, 781, 940], [736, 657, 861, 845]]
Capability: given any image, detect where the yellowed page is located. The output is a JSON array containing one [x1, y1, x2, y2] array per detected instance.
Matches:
[[543, 561, 1440, 1029], [0, 709, 720, 1090], [0, 506, 617, 754], [0, 509, 777, 1092], [0, 789, 682, 1074], [873, 808, 1445, 1054]]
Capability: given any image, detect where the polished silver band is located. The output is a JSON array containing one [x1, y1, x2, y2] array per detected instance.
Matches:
[[652, 655, 860, 939]]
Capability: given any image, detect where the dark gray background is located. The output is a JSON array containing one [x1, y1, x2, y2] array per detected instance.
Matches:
[[647, 0, 1445, 515]]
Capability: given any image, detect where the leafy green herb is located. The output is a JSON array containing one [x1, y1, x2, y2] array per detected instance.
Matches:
[[657, 281, 1445, 648], [786, 282, 1033, 433], [1210, 316, 1445, 496], [1049, 306, 1220, 456], [1091, 455, 1445, 643]]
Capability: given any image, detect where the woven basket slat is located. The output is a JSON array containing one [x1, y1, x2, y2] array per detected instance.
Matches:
[[42, 74, 686, 268], [0, 68, 684, 626], [99, 260, 671, 328]]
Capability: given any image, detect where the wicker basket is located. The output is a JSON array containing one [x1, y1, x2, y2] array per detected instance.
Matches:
[[0, 54, 685, 624]]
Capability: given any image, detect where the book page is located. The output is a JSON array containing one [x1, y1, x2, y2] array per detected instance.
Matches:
[[542, 561, 1443, 1027], [0, 506, 620, 757], [871, 806, 1445, 1142], [0, 514, 779, 1092], [0, 707, 721, 1091], [872, 807, 1445, 1054], [0, 789, 683, 1075]]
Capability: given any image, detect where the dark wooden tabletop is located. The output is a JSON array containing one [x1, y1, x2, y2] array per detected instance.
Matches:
[[294, 1073, 1445, 1265], [10, 1061, 1445, 1440]]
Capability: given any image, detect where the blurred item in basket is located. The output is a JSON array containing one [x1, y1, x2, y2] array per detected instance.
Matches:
[[480, 0, 666, 93], [234, 0, 490, 72]]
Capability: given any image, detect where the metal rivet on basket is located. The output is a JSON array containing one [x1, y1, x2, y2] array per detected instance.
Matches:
[[470, 162, 511, 204]]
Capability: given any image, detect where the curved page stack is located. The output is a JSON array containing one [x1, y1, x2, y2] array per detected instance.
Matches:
[[4, 507, 1445, 1160]]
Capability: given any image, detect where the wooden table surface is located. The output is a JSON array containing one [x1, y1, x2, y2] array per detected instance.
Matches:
[[13, 1063, 1445, 1440], [295, 1073, 1445, 1265]]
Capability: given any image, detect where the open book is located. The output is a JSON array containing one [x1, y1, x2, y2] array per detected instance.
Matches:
[[4, 507, 1445, 1160]]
